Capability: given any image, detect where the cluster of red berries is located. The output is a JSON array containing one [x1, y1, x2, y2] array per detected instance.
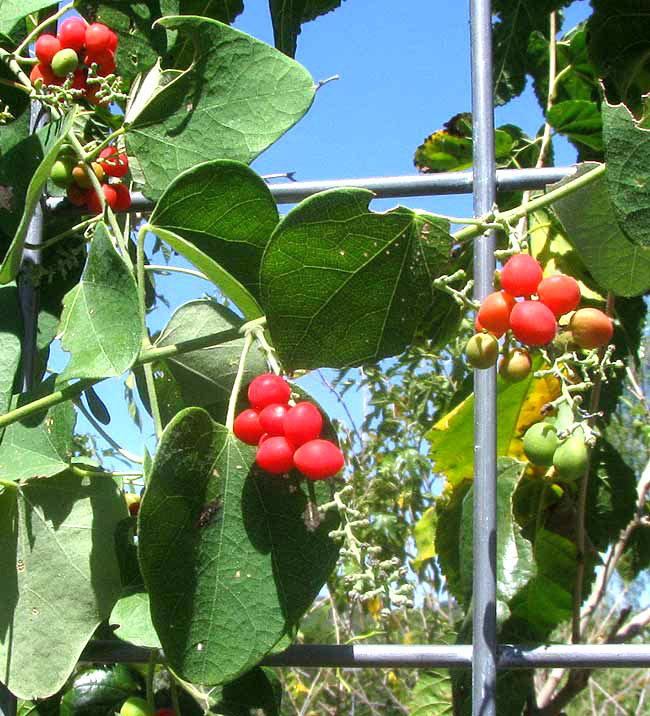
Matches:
[[30, 17, 117, 104], [51, 145, 131, 214], [233, 373, 345, 480], [466, 253, 614, 372]]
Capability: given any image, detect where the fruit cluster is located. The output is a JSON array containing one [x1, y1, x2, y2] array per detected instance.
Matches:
[[30, 17, 118, 104], [466, 253, 614, 374], [51, 145, 131, 213], [523, 421, 588, 481], [233, 373, 345, 480]]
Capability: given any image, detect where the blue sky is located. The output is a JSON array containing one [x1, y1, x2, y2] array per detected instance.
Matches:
[[59, 1, 593, 468]]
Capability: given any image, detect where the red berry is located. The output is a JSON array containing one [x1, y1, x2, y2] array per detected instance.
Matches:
[[72, 69, 87, 90], [112, 183, 132, 211], [35, 34, 61, 65], [569, 308, 613, 349], [283, 402, 323, 446], [509, 300, 557, 346], [248, 373, 291, 410], [500, 254, 543, 297], [475, 314, 504, 339], [293, 439, 344, 480], [106, 29, 118, 53], [99, 147, 129, 177], [85, 188, 102, 215], [477, 290, 516, 337], [258, 403, 290, 436], [30, 63, 63, 87], [58, 17, 87, 53], [233, 408, 264, 445], [256, 436, 295, 474], [66, 184, 87, 207], [102, 183, 118, 209], [537, 274, 581, 317], [155, 710, 176, 716], [85, 49, 116, 76], [85, 23, 112, 53]]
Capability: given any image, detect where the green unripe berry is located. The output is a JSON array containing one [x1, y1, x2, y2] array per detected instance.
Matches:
[[523, 422, 559, 467], [553, 435, 589, 480], [50, 158, 74, 188], [51, 48, 79, 77], [465, 332, 499, 369], [120, 697, 153, 716]]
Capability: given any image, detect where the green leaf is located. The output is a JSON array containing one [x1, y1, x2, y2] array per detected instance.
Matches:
[[406, 671, 452, 716], [210, 667, 282, 716], [509, 528, 577, 639], [0, 0, 57, 35], [413, 113, 514, 172], [587, 0, 650, 111], [0, 111, 75, 284], [0, 389, 75, 481], [83, 386, 111, 426], [0, 471, 124, 698], [154, 299, 267, 407], [551, 163, 650, 296], [126, 16, 315, 199], [59, 665, 143, 716], [527, 27, 599, 110], [260, 189, 455, 371], [138, 408, 340, 686], [586, 440, 637, 552], [57, 222, 142, 383], [0, 283, 22, 417], [269, 0, 343, 57], [149, 160, 278, 302], [458, 459, 535, 622], [413, 506, 437, 572], [547, 100, 603, 151], [603, 98, 650, 247], [492, 0, 572, 106], [0, 54, 29, 124]]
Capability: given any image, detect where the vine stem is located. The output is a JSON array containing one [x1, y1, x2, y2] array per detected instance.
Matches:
[[84, 126, 126, 160], [145, 264, 208, 281], [145, 651, 158, 712], [137, 224, 163, 439], [24, 216, 99, 250], [452, 162, 606, 244], [225, 331, 254, 431], [0, 327, 247, 430], [571, 291, 615, 643], [0, 479, 18, 490], [14, 2, 75, 56]]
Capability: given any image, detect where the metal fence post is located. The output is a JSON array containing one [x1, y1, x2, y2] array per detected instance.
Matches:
[[469, 1, 498, 715]]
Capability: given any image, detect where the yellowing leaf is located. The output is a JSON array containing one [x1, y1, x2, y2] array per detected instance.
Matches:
[[413, 507, 437, 570]]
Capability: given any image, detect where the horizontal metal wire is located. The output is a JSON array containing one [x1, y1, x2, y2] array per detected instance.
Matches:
[[45, 166, 576, 214], [81, 642, 650, 669]]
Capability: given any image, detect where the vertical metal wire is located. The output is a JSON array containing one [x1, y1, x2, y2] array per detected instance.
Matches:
[[469, 1, 498, 715], [19, 102, 47, 391]]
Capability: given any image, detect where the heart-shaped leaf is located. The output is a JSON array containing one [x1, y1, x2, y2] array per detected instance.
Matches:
[[551, 163, 650, 296], [0, 471, 124, 698], [57, 222, 143, 383], [126, 15, 315, 199], [149, 160, 278, 305], [138, 408, 340, 686], [260, 188, 455, 371]]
